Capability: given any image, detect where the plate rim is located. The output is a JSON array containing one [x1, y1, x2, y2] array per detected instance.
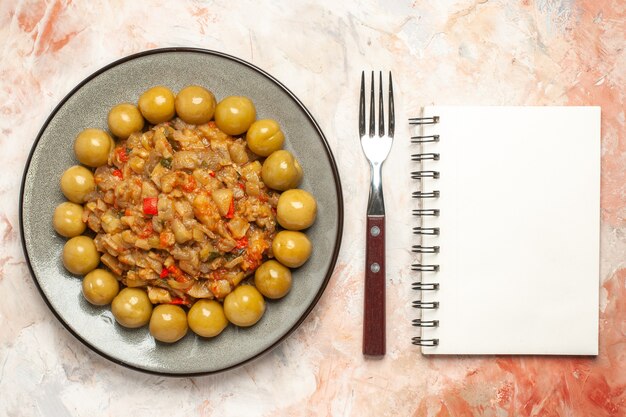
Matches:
[[18, 47, 344, 376]]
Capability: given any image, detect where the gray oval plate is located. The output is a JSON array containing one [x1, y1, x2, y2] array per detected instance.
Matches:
[[20, 48, 343, 376]]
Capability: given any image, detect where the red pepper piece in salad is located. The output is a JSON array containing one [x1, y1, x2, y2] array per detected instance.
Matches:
[[225, 198, 235, 219], [143, 197, 158, 215]]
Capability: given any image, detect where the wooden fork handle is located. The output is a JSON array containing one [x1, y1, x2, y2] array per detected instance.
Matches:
[[363, 215, 386, 356]]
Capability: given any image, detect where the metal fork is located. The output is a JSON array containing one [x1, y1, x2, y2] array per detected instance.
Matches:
[[359, 71, 394, 356]]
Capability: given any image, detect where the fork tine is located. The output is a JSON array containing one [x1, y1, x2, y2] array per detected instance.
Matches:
[[378, 71, 384, 137], [388, 72, 395, 137], [369, 71, 375, 137], [359, 71, 365, 137]]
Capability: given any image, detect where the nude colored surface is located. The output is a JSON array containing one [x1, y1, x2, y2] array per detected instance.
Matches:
[[0, 0, 624, 416]]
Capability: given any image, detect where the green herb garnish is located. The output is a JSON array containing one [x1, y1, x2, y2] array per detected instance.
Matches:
[[206, 252, 220, 262], [160, 158, 172, 169]]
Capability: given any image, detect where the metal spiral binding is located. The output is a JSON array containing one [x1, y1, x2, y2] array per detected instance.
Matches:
[[411, 114, 440, 348], [413, 227, 439, 235], [411, 153, 440, 161], [412, 191, 439, 198], [412, 282, 439, 290], [411, 134, 439, 144], [412, 319, 439, 327], [412, 301, 439, 309], [411, 170, 440, 179], [413, 209, 439, 216], [411, 263, 439, 272], [412, 245, 440, 254], [409, 116, 439, 125], [412, 337, 439, 346]]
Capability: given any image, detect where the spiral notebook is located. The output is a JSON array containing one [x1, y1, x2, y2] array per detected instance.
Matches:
[[411, 106, 600, 355]]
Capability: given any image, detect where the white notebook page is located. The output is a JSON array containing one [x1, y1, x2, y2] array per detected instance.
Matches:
[[418, 106, 600, 355]]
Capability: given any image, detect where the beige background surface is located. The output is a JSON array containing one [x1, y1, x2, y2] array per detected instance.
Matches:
[[1, 1, 624, 416]]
